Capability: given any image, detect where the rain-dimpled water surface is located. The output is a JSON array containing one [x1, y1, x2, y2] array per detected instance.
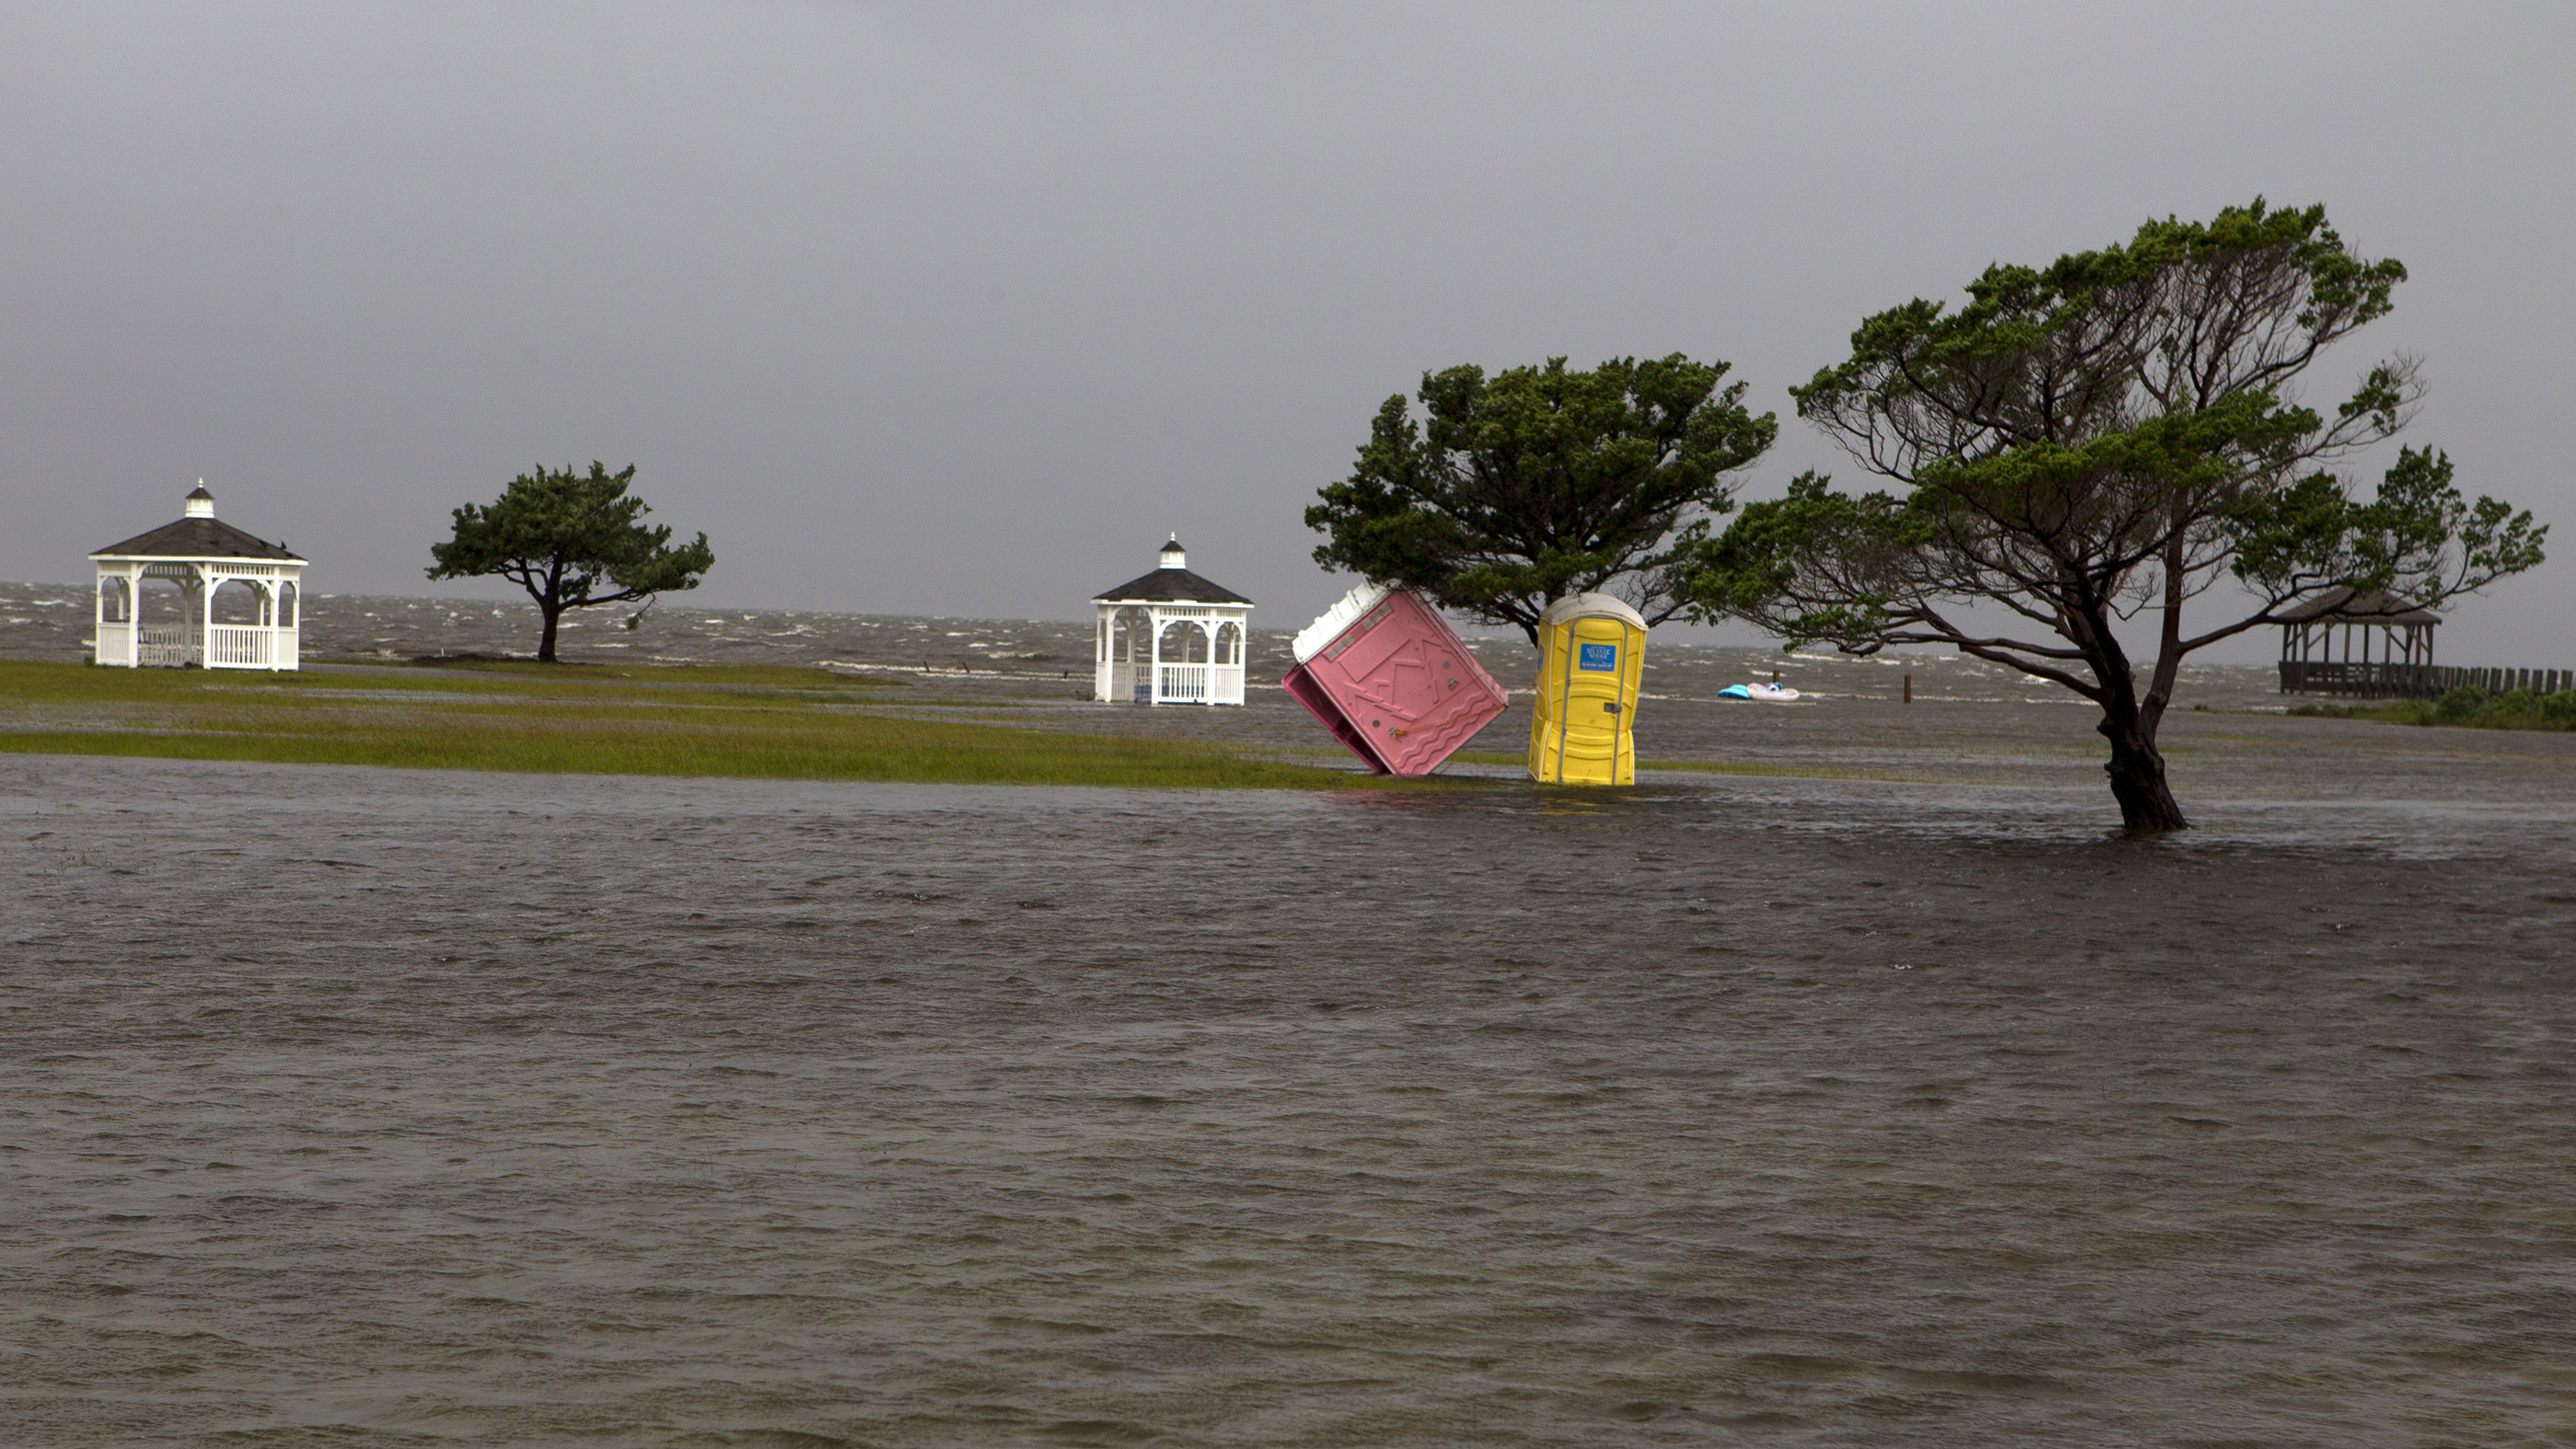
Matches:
[[5, 585, 2575, 1445]]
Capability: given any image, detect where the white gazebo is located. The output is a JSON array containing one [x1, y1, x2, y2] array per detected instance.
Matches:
[[1091, 535, 1253, 705], [90, 484, 308, 671]]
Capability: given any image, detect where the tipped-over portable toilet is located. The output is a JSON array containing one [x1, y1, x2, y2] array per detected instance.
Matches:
[[1529, 592, 1647, 785], [1282, 583, 1509, 776]]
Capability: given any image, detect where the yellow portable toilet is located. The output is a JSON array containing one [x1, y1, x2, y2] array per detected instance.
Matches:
[[1528, 592, 1647, 785]]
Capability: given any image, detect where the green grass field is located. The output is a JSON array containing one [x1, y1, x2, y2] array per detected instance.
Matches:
[[0, 660, 1420, 790]]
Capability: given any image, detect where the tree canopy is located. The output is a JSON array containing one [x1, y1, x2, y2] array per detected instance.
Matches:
[[428, 462, 715, 662], [1307, 353, 1776, 641], [1682, 200, 2544, 830]]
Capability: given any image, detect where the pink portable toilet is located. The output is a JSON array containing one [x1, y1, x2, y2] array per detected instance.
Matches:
[[1282, 583, 1509, 776]]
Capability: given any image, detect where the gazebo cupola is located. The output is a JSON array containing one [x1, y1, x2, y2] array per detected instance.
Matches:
[[1091, 535, 1254, 705], [89, 482, 308, 671]]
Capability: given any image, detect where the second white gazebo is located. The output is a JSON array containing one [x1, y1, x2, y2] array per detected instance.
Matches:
[[1091, 535, 1253, 705]]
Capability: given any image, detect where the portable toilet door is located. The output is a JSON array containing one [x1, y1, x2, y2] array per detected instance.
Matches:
[[1529, 592, 1647, 785]]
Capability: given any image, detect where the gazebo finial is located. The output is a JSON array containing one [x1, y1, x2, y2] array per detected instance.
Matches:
[[185, 480, 215, 519], [1159, 534, 1186, 569]]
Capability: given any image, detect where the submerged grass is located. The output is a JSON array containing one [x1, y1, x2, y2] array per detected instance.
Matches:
[[0, 661, 1409, 790], [1448, 749, 1923, 782], [1636, 759, 1926, 781]]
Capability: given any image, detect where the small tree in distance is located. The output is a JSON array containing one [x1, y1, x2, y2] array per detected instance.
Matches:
[[429, 462, 715, 663], [1682, 201, 2545, 831], [1307, 354, 1776, 643]]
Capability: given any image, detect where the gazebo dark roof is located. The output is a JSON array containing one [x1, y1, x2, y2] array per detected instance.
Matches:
[[2277, 586, 2440, 627], [92, 516, 303, 562], [1091, 568, 1253, 606]]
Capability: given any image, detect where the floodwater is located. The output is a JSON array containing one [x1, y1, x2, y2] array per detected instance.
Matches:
[[6, 588, 2576, 1444]]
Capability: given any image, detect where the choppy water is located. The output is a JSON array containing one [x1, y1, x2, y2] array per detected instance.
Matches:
[[6, 733, 2576, 1443]]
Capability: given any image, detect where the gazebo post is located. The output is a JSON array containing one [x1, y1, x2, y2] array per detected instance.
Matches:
[[93, 562, 117, 667], [1147, 605, 1165, 705], [190, 563, 208, 668]]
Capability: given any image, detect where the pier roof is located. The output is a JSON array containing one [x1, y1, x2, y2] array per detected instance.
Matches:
[[2277, 587, 2441, 627]]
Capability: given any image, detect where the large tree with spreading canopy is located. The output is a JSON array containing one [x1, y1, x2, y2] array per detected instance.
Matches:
[[429, 462, 715, 662], [1683, 201, 2544, 830], [1308, 353, 1776, 643]]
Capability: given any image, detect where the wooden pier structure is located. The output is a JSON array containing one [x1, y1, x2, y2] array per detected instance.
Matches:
[[2276, 587, 2564, 698]]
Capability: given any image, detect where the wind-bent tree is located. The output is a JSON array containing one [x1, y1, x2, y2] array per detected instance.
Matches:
[[1308, 353, 1776, 642], [429, 462, 715, 663], [1683, 201, 2544, 830]]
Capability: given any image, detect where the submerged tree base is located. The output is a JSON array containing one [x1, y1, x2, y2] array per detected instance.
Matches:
[[2100, 717, 2189, 831], [0, 661, 1427, 790]]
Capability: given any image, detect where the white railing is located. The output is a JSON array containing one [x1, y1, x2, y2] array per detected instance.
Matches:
[[207, 626, 272, 668], [138, 625, 198, 667], [1156, 664, 1246, 704], [95, 623, 134, 666]]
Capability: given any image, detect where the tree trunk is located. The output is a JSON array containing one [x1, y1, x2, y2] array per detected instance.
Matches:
[[2098, 707, 2188, 831], [537, 604, 561, 663]]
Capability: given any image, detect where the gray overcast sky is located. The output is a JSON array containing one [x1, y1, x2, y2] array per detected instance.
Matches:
[[5, 1, 2570, 660]]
